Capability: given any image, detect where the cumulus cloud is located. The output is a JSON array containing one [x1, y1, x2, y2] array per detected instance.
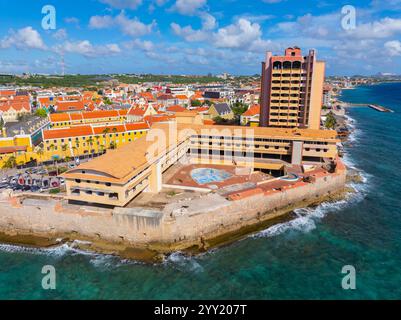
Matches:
[[52, 28, 68, 40], [345, 18, 401, 39], [124, 39, 155, 51], [172, 17, 273, 52], [89, 12, 156, 37], [385, 40, 401, 56], [0, 27, 47, 50], [213, 18, 261, 49], [56, 40, 121, 57], [171, 0, 207, 15], [89, 15, 115, 29], [99, 0, 143, 10]]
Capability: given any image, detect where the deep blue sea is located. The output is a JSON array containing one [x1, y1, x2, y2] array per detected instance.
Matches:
[[1, 82, 401, 300]]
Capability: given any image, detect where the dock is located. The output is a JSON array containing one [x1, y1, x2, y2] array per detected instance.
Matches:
[[343, 103, 394, 113], [368, 104, 394, 113]]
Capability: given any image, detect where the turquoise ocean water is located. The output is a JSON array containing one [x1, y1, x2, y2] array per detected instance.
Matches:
[[1, 82, 401, 300]]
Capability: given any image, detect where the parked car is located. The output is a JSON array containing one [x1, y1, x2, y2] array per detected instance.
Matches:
[[30, 186, 43, 193], [22, 185, 31, 192]]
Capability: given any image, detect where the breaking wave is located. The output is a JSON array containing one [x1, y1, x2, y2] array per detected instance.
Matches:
[[0, 240, 135, 269], [164, 251, 204, 273], [254, 112, 369, 239]]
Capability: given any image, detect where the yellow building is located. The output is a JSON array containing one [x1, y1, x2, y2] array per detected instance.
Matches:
[[42, 122, 149, 161], [0, 117, 50, 168], [208, 103, 234, 120], [63, 122, 340, 207], [49, 109, 128, 128]]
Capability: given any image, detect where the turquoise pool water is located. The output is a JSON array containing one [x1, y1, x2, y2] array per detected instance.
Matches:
[[191, 168, 232, 185]]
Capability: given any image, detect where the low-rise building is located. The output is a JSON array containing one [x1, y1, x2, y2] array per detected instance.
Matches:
[[49, 109, 128, 128], [42, 122, 149, 161], [208, 103, 234, 120], [241, 104, 260, 126], [63, 122, 340, 207]]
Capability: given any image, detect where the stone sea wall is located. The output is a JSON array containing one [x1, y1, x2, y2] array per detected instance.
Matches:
[[0, 167, 346, 253]]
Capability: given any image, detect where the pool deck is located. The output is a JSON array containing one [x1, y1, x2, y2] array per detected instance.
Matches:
[[164, 164, 270, 191]]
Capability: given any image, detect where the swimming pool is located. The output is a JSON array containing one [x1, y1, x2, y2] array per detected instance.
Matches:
[[191, 168, 232, 185]]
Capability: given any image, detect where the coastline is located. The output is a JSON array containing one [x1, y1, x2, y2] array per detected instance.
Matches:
[[0, 185, 350, 263], [0, 90, 367, 264]]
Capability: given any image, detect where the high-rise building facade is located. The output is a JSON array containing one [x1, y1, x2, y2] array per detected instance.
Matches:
[[259, 47, 325, 130]]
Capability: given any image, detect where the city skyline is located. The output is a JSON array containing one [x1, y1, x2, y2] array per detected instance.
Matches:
[[0, 0, 401, 76]]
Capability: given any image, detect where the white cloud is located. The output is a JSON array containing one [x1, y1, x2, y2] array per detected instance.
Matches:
[[124, 39, 155, 51], [99, 0, 143, 10], [65, 17, 80, 25], [58, 40, 121, 57], [172, 17, 272, 52], [171, 0, 207, 15], [346, 18, 401, 39], [213, 18, 261, 49], [385, 40, 401, 56], [89, 12, 156, 37], [89, 15, 115, 29], [0, 27, 47, 50], [52, 29, 68, 40], [171, 12, 216, 42], [115, 12, 156, 37]]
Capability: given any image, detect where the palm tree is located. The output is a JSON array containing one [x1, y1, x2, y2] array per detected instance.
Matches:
[[99, 144, 105, 155], [87, 137, 95, 158], [2, 156, 16, 169], [35, 146, 45, 163], [61, 144, 68, 160]]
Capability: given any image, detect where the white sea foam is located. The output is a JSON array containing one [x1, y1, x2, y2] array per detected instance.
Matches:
[[165, 251, 204, 273], [254, 113, 370, 239]]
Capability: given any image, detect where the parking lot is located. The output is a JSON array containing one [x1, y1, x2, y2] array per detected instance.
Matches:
[[0, 164, 74, 194]]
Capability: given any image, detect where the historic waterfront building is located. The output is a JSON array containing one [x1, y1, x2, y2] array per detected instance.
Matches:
[[63, 122, 339, 207], [260, 47, 325, 130]]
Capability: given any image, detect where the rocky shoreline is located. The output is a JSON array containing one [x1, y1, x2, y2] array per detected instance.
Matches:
[[0, 182, 357, 263]]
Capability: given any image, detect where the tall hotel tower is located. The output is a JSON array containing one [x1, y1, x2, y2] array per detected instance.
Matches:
[[259, 47, 325, 130]]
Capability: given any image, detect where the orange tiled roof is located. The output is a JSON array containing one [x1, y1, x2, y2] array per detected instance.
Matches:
[[93, 124, 126, 134], [242, 104, 260, 117], [128, 106, 147, 116], [0, 146, 27, 154], [49, 113, 71, 123], [0, 90, 16, 97], [56, 100, 85, 112], [144, 114, 175, 124], [43, 125, 94, 140], [125, 122, 150, 131], [82, 110, 119, 120], [175, 95, 188, 100], [166, 105, 186, 113]]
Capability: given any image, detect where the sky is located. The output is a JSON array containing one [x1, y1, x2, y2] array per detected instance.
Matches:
[[0, 0, 401, 76]]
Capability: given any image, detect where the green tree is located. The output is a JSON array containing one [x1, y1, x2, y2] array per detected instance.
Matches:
[[191, 100, 202, 107], [231, 102, 249, 116], [35, 108, 48, 118], [2, 156, 17, 169], [325, 112, 337, 130]]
